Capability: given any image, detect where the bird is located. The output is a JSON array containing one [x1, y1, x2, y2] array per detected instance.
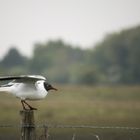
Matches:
[[0, 75, 57, 110]]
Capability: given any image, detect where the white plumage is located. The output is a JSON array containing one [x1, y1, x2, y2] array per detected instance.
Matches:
[[0, 75, 57, 110]]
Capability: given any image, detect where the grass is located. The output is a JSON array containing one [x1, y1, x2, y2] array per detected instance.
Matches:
[[35, 85, 140, 126], [0, 85, 140, 139], [0, 85, 140, 125]]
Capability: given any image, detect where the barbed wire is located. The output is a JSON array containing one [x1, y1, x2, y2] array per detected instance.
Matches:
[[0, 124, 140, 130]]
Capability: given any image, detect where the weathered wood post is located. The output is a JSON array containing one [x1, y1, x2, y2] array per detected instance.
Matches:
[[20, 110, 36, 140]]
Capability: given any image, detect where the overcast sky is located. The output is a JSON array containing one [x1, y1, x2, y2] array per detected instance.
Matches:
[[0, 0, 140, 58]]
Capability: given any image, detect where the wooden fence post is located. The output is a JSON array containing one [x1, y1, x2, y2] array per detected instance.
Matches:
[[20, 110, 36, 140]]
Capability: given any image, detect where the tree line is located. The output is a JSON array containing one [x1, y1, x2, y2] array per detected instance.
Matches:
[[0, 25, 140, 85]]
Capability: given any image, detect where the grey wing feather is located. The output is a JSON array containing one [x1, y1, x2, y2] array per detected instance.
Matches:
[[0, 76, 21, 81], [0, 75, 46, 82]]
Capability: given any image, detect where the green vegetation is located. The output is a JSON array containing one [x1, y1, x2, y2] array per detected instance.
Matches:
[[0, 85, 140, 139], [0, 24, 140, 139], [1, 25, 140, 84]]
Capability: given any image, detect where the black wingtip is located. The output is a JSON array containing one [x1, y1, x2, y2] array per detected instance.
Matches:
[[0, 76, 21, 81]]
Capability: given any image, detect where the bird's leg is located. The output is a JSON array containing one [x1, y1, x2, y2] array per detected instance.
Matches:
[[23, 100, 37, 110], [21, 100, 28, 110]]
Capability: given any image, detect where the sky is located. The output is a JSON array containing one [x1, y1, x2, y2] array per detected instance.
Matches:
[[0, 0, 140, 58]]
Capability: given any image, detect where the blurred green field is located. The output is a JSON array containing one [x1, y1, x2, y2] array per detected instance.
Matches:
[[0, 85, 140, 139]]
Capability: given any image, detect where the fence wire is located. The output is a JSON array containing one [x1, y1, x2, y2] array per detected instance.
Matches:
[[0, 124, 139, 140], [0, 124, 140, 130]]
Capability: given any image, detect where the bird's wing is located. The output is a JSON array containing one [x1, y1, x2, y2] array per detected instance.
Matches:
[[0, 75, 46, 83]]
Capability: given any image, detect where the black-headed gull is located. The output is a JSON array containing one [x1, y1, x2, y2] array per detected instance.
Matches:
[[0, 75, 57, 110]]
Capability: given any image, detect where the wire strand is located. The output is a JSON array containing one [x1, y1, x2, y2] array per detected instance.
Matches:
[[0, 124, 140, 130]]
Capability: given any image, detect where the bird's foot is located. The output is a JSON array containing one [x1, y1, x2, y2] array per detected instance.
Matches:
[[23, 107, 37, 110], [21, 100, 37, 110], [29, 107, 37, 110]]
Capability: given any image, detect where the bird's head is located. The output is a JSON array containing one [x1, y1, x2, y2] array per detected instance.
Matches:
[[44, 82, 57, 91]]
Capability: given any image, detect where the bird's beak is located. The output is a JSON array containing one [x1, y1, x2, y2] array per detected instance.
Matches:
[[50, 86, 58, 91]]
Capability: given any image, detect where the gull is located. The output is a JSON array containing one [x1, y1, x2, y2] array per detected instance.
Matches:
[[0, 75, 57, 110]]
